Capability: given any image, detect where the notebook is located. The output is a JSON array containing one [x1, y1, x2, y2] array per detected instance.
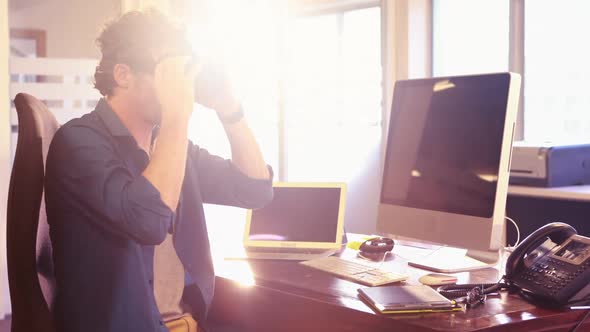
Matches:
[[358, 285, 461, 314], [242, 182, 347, 260]]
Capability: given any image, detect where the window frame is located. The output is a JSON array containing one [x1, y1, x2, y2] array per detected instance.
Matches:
[[508, 0, 525, 141], [429, 0, 526, 140]]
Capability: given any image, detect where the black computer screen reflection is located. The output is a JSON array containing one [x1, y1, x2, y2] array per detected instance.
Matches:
[[248, 187, 341, 242], [381, 75, 510, 218]]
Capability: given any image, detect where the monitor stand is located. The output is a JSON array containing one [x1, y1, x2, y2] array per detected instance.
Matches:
[[407, 246, 500, 273]]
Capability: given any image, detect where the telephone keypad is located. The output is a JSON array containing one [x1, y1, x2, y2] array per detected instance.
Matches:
[[518, 257, 590, 300], [523, 260, 582, 295], [511, 232, 590, 306]]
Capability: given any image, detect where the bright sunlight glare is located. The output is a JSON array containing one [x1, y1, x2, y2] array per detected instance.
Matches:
[[188, 0, 283, 113]]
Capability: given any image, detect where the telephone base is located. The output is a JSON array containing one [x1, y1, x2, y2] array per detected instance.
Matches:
[[408, 247, 499, 273]]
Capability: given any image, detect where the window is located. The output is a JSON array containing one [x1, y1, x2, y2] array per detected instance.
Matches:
[[185, 3, 384, 238], [524, 0, 590, 142], [285, 6, 382, 181], [433, 0, 509, 77], [433, 0, 590, 143], [187, 1, 281, 170]]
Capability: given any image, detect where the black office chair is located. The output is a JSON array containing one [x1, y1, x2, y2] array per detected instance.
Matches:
[[7, 93, 59, 332]]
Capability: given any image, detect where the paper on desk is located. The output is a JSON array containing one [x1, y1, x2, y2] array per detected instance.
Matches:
[[393, 245, 439, 262]]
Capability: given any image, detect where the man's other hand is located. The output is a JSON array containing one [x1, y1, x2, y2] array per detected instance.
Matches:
[[194, 62, 241, 117]]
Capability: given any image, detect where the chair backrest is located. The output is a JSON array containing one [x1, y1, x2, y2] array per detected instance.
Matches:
[[7, 93, 60, 332]]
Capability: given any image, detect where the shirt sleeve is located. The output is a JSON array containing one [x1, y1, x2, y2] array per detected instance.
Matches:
[[47, 126, 173, 245], [190, 142, 274, 208]]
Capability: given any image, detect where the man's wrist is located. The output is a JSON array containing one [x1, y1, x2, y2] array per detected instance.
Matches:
[[159, 114, 191, 133]]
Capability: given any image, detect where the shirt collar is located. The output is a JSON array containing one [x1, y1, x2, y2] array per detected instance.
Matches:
[[96, 98, 134, 138]]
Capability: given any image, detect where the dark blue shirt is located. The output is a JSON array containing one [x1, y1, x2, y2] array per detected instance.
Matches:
[[45, 99, 273, 332]]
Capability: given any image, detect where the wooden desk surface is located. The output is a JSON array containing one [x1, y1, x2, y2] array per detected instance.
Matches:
[[208, 244, 590, 332]]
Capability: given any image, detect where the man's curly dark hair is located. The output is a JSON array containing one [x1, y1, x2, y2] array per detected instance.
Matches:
[[94, 9, 191, 96]]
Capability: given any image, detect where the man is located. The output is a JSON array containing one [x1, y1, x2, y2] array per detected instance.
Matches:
[[45, 10, 273, 332]]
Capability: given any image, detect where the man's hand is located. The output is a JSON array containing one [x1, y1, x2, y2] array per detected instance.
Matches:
[[143, 56, 198, 211], [155, 56, 199, 121], [194, 62, 241, 116]]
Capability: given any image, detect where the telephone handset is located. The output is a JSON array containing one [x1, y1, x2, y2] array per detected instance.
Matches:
[[506, 222, 590, 307]]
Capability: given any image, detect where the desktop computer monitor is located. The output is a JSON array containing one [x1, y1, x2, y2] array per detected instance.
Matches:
[[377, 73, 521, 272]]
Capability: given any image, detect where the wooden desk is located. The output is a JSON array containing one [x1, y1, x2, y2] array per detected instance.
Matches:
[[209, 245, 590, 332]]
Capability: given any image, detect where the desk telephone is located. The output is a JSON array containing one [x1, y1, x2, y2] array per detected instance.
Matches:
[[439, 222, 590, 307], [506, 222, 590, 307]]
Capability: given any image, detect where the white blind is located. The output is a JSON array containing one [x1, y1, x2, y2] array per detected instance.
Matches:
[[9, 57, 100, 123], [9, 56, 101, 160]]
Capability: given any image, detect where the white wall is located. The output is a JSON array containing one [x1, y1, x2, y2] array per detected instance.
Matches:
[[0, 0, 11, 319], [9, 0, 121, 58]]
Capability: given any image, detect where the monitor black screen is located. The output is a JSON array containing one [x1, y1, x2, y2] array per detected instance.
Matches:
[[380, 74, 510, 218], [248, 187, 341, 242]]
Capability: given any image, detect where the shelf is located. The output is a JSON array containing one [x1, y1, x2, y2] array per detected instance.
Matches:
[[508, 185, 590, 202]]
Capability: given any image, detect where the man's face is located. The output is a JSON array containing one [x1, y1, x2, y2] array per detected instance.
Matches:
[[128, 70, 161, 125], [120, 47, 188, 125]]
